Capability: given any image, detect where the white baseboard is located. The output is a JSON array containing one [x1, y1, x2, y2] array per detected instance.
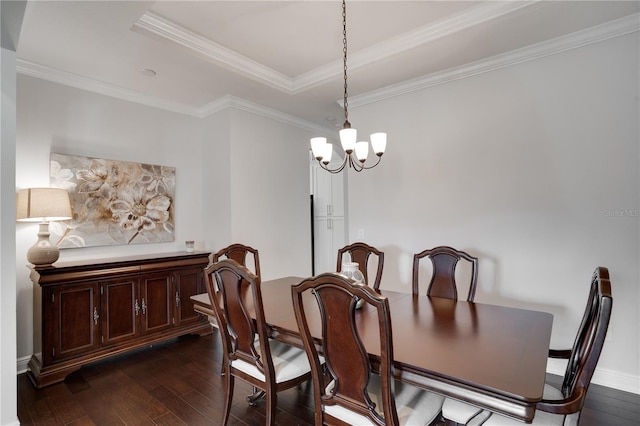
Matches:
[[16, 355, 30, 375], [547, 358, 640, 395], [17, 354, 639, 395]]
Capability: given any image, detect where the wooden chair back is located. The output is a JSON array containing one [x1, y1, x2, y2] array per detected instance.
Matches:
[[336, 242, 385, 290], [412, 245, 478, 301], [204, 259, 273, 382], [544, 267, 613, 420], [212, 243, 261, 277], [292, 272, 398, 426]]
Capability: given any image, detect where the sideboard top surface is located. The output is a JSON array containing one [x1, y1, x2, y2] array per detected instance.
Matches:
[[30, 251, 211, 284]]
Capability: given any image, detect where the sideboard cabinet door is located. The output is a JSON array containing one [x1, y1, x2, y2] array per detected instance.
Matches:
[[46, 282, 100, 364], [140, 271, 173, 335], [101, 276, 139, 346], [173, 267, 205, 327]]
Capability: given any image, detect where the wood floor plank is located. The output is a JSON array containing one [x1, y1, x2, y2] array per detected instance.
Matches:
[[28, 397, 63, 426], [110, 391, 157, 426], [43, 381, 88, 424], [150, 412, 188, 426], [64, 415, 97, 426], [18, 334, 639, 426], [148, 384, 212, 426]]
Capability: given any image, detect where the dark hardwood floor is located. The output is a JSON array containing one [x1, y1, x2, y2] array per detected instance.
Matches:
[[18, 332, 640, 425]]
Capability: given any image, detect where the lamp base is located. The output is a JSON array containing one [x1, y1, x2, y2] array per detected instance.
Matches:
[[27, 222, 60, 267]]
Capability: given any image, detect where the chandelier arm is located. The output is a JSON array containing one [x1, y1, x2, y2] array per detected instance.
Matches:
[[348, 155, 364, 172], [355, 155, 382, 171], [318, 155, 349, 174]]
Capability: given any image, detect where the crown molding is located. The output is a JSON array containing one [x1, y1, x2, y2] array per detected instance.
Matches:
[[133, 1, 537, 95], [16, 12, 638, 133], [16, 59, 333, 135], [132, 12, 294, 93], [200, 95, 336, 138], [346, 12, 640, 109], [16, 59, 198, 117], [294, 0, 536, 93]]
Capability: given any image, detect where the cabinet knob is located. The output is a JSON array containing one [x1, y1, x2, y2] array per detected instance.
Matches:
[[175, 292, 180, 307], [135, 299, 140, 315], [93, 307, 99, 326], [141, 299, 147, 315]]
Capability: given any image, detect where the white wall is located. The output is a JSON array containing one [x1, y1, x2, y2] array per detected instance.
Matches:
[[14, 75, 315, 376], [1, 45, 19, 426], [228, 109, 313, 280], [347, 33, 639, 392], [201, 108, 232, 251], [15, 76, 206, 363]]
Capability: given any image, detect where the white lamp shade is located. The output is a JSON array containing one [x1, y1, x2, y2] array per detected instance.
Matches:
[[321, 143, 333, 164], [16, 188, 72, 222], [16, 188, 72, 266], [310, 137, 328, 160], [370, 132, 387, 155], [354, 141, 369, 162], [339, 127, 357, 152]]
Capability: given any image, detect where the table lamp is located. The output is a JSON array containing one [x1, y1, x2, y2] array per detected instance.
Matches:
[[16, 187, 72, 266]]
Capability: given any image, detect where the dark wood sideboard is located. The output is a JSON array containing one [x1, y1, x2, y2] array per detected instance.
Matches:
[[27, 251, 212, 388]]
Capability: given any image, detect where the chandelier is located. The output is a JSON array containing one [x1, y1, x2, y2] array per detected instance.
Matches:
[[310, 0, 386, 173]]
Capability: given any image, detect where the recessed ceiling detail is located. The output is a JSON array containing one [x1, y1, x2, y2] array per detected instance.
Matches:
[[132, 1, 536, 95], [15, 1, 640, 129]]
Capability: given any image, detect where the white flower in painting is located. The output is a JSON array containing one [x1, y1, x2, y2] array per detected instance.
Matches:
[[109, 184, 172, 243], [76, 159, 127, 194], [138, 163, 174, 195], [50, 161, 77, 191]]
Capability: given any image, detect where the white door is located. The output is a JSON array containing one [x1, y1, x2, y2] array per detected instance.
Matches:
[[313, 216, 345, 274], [311, 160, 347, 274]]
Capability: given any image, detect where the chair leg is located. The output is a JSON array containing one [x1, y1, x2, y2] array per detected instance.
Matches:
[[247, 387, 266, 406], [221, 371, 234, 425], [265, 390, 277, 426]]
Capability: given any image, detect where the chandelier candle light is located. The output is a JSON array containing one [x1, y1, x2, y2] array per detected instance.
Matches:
[[310, 0, 386, 173]]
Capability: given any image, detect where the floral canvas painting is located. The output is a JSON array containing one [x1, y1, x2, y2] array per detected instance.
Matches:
[[50, 153, 175, 248]]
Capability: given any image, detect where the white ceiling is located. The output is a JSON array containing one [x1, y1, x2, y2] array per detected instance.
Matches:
[[15, 1, 640, 133]]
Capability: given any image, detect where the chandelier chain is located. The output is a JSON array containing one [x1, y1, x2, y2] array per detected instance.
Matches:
[[342, 0, 349, 126], [309, 0, 386, 174]]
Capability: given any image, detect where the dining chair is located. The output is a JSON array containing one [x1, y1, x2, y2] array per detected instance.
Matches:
[[336, 242, 385, 290], [441, 266, 613, 426], [212, 243, 261, 276], [210, 243, 261, 374], [412, 246, 478, 301], [291, 272, 445, 426], [205, 259, 312, 425]]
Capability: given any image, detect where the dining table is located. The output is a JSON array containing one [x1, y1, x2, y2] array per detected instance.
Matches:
[[191, 276, 553, 423]]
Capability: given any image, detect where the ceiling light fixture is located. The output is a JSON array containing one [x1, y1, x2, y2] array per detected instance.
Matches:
[[310, 0, 386, 173]]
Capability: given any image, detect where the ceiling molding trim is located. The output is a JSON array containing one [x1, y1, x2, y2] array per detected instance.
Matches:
[[346, 13, 640, 109], [201, 95, 335, 137], [16, 59, 199, 117], [16, 58, 334, 136], [293, 0, 537, 92], [133, 2, 537, 95], [132, 12, 294, 93]]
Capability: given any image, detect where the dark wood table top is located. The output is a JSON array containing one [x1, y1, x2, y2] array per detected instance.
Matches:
[[191, 276, 553, 422]]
